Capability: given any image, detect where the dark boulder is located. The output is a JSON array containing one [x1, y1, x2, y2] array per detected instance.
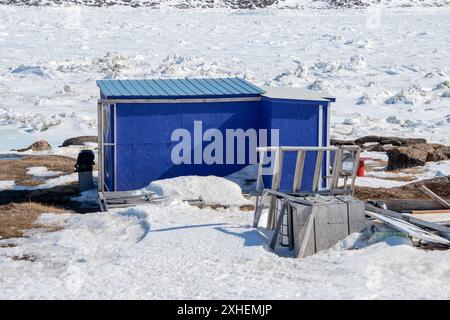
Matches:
[[354, 135, 427, 147], [61, 136, 97, 147], [354, 135, 381, 145], [330, 139, 355, 146], [15, 140, 52, 152], [387, 143, 450, 171]]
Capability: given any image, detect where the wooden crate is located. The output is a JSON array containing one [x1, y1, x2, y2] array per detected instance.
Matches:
[[281, 196, 365, 258]]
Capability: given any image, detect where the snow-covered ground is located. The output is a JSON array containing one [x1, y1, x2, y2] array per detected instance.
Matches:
[[0, 6, 450, 150], [1, 173, 450, 299], [1, 196, 450, 299]]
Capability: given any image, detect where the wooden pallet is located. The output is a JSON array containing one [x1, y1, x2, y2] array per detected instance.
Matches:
[[98, 190, 167, 211], [253, 145, 361, 229]]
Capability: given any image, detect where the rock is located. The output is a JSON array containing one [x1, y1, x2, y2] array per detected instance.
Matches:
[[330, 139, 355, 146], [354, 135, 427, 148], [387, 143, 450, 171], [15, 140, 52, 152], [365, 144, 388, 152], [354, 135, 381, 145], [379, 137, 427, 146], [61, 136, 97, 147], [426, 144, 450, 162]]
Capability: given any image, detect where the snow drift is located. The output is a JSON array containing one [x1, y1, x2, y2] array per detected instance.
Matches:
[[144, 175, 253, 206]]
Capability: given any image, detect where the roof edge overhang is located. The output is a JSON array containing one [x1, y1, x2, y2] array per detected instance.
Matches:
[[261, 86, 335, 104], [97, 96, 262, 104], [260, 96, 333, 104]]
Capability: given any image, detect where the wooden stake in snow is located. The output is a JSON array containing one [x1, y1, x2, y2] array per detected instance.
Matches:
[[419, 186, 450, 209]]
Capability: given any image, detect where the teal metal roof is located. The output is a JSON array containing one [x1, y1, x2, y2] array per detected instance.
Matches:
[[97, 78, 265, 99]]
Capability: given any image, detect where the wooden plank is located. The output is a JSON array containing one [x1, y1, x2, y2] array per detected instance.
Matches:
[[98, 192, 107, 212], [107, 203, 138, 209], [255, 150, 265, 192], [402, 214, 450, 240], [292, 204, 315, 258], [411, 209, 450, 215], [365, 204, 404, 219], [106, 198, 150, 204], [330, 148, 342, 192], [299, 206, 319, 258], [406, 213, 450, 224], [253, 189, 270, 227], [104, 195, 151, 201], [312, 150, 324, 192], [292, 150, 305, 193], [267, 148, 284, 229], [271, 148, 284, 191], [349, 148, 361, 193], [385, 199, 450, 212], [269, 200, 289, 250], [419, 186, 450, 209], [104, 190, 155, 196], [365, 210, 450, 245]]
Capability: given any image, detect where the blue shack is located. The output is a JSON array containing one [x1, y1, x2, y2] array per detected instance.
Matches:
[[96, 78, 334, 192]]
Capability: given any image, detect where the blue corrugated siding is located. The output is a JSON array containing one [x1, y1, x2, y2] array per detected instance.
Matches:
[[114, 101, 261, 191], [97, 78, 264, 99], [260, 98, 329, 192]]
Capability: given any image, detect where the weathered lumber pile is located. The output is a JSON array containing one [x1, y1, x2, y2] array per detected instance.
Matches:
[[365, 185, 450, 248]]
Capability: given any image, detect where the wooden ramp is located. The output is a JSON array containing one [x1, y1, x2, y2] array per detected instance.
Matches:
[[98, 190, 167, 212]]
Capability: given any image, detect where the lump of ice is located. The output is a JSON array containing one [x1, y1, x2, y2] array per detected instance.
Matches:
[[347, 54, 367, 71], [385, 89, 417, 105], [307, 79, 330, 91], [11, 65, 54, 79], [343, 118, 360, 125], [386, 115, 401, 124], [356, 93, 372, 105]]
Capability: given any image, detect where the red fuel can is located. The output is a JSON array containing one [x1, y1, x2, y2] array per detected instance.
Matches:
[[357, 157, 371, 177]]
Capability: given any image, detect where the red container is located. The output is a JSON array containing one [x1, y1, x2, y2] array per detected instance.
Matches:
[[357, 160, 365, 177], [357, 157, 371, 177]]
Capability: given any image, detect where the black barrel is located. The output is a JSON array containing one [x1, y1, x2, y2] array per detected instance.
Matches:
[[75, 149, 95, 173]]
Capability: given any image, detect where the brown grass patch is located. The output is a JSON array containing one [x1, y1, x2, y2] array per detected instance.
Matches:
[[355, 176, 450, 201], [365, 175, 417, 182], [0, 202, 66, 239], [0, 155, 76, 187], [364, 160, 424, 182]]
